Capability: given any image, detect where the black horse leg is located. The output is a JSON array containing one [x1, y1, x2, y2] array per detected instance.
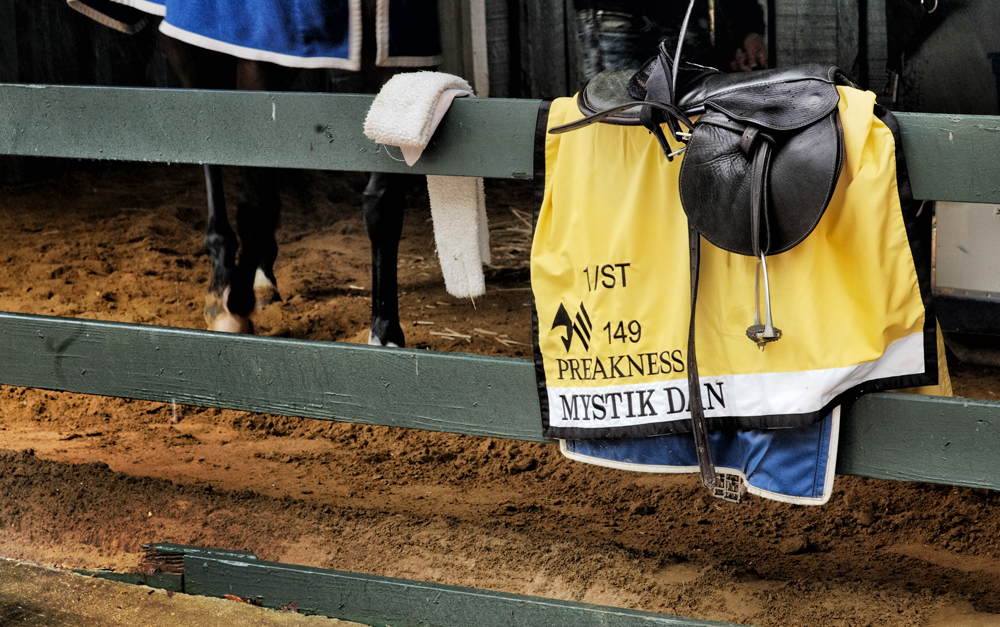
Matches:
[[224, 166, 282, 321], [364, 171, 406, 347], [202, 163, 240, 327], [159, 32, 254, 330], [220, 60, 293, 321], [240, 166, 281, 311]]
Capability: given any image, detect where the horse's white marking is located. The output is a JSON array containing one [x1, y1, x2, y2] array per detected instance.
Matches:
[[254, 267, 272, 290], [272, 102, 276, 121], [368, 331, 398, 347]]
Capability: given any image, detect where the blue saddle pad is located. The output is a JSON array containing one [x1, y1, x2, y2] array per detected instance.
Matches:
[[561, 408, 840, 505]]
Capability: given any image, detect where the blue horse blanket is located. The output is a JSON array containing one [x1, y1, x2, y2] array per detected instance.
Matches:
[[68, 0, 442, 70], [561, 408, 840, 505]]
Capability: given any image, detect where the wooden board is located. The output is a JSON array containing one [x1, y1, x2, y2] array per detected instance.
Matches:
[[517, 0, 572, 99], [0, 312, 547, 443], [775, 0, 855, 72], [895, 112, 1000, 203], [0, 84, 539, 180], [840, 393, 1000, 489], [2, 84, 1000, 201], [81, 543, 750, 626], [3, 84, 1000, 488], [3, 311, 1000, 490], [71, 569, 184, 592], [181, 553, 748, 627]]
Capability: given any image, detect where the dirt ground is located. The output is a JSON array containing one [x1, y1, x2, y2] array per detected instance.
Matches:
[[2, 162, 1000, 627]]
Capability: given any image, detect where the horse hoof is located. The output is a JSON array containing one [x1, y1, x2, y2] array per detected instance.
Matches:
[[205, 289, 254, 334], [210, 312, 254, 334]]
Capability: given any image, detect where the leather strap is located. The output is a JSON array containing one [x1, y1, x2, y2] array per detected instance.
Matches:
[[687, 224, 716, 490], [549, 100, 692, 136], [685, 116, 775, 490], [749, 137, 773, 258]]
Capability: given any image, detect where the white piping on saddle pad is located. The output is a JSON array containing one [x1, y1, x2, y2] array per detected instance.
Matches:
[[364, 72, 490, 299], [66, 0, 155, 34]]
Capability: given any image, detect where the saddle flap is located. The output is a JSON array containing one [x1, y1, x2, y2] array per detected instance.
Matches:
[[679, 108, 844, 256]]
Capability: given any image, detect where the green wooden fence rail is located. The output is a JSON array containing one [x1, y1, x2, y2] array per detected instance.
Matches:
[[76, 544, 749, 627], [0, 83, 538, 179], [2, 83, 1000, 196], [3, 83, 1000, 626], [182, 553, 747, 627], [3, 310, 1000, 491]]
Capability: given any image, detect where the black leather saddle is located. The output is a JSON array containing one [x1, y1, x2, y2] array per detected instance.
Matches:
[[551, 42, 856, 496]]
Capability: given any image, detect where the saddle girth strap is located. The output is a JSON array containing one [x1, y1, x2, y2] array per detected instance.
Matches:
[[687, 224, 716, 490], [684, 116, 779, 492]]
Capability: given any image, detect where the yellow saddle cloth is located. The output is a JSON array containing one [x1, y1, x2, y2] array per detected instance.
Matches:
[[531, 86, 938, 440]]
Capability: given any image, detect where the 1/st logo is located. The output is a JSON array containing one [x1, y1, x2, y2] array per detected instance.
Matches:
[[583, 263, 630, 291]]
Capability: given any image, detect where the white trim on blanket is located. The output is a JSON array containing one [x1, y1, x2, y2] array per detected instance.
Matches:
[[374, 0, 443, 68], [66, 0, 150, 34], [558, 408, 841, 506], [545, 332, 925, 430], [114, 0, 165, 16], [158, 10, 363, 71]]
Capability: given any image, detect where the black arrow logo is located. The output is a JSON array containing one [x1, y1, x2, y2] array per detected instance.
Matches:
[[551, 302, 592, 352]]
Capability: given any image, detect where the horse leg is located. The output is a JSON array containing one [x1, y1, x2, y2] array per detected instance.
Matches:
[[223, 166, 282, 324], [233, 59, 296, 313], [201, 163, 249, 331], [159, 32, 252, 329], [233, 165, 281, 312], [364, 171, 406, 347], [189, 54, 291, 331]]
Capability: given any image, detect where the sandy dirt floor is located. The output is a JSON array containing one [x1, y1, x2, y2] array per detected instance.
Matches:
[[2, 162, 1000, 626]]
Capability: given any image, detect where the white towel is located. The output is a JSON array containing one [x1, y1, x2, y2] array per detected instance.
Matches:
[[364, 72, 474, 164], [364, 72, 489, 299], [426, 175, 490, 298]]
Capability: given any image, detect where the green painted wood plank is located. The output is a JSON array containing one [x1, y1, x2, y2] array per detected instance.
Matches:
[[2, 83, 1000, 200], [3, 312, 1000, 489], [145, 543, 258, 561], [838, 393, 1000, 490], [895, 112, 1000, 204], [0, 83, 539, 179], [182, 554, 749, 627], [71, 570, 184, 592], [0, 312, 548, 443]]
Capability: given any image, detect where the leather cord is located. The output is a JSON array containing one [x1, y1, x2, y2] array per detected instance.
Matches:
[[749, 135, 773, 258], [548, 100, 692, 136], [687, 224, 716, 490], [685, 116, 776, 489]]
